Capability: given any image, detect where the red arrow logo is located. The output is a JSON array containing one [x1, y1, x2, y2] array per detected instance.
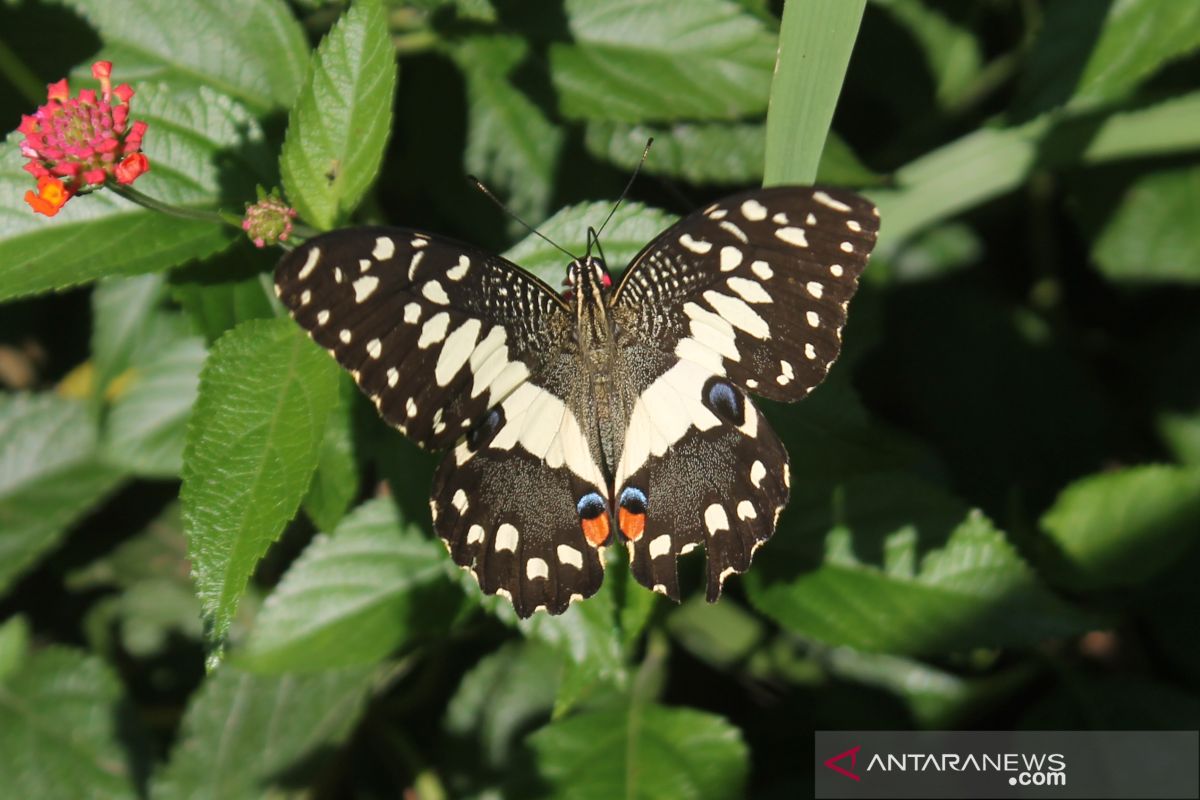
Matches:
[[824, 745, 862, 782]]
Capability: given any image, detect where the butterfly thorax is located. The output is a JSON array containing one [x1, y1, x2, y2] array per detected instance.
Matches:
[[567, 255, 623, 480]]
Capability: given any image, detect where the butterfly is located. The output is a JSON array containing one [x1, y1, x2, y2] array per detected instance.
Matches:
[[274, 187, 879, 617]]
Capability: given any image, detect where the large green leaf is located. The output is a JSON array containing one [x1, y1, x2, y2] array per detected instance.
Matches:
[[548, 0, 777, 123], [91, 274, 192, 392], [102, 336, 207, 478], [302, 378, 360, 532], [56, 0, 309, 113], [529, 703, 748, 800], [281, 0, 397, 230], [237, 498, 462, 672], [181, 319, 340, 658], [0, 82, 269, 300], [151, 665, 376, 800], [0, 647, 138, 800], [1087, 164, 1200, 283], [746, 475, 1098, 654], [0, 394, 124, 595], [764, 0, 867, 184], [1040, 464, 1200, 591], [451, 34, 565, 224], [503, 201, 678, 285], [1015, 0, 1200, 117]]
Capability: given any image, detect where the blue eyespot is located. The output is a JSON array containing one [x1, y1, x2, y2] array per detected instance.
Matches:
[[619, 486, 647, 514], [704, 379, 743, 424], [576, 492, 607, 520]]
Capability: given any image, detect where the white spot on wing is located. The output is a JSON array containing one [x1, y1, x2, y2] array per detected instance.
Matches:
[[418, 312, 450, 348], [776, 227, 809, 247], [847, 220, 862, 232], [772, 212, 789, 224], [649, 535, 672, 559], [405, 397, 417, 416], [408, 250, 425, 281], [805, 343, 817, 360], [316, 310, 330, 325], [727, 277, 771, 304], [387, 368, 399, 386], [495, 523, 518, 552], [467, 524, 484, 545], [751, 460, 766, 488], [447, 255, 470, 281], [840, 241, 854, 253], [741, 199, 767, 221], [353, 275, 379, 303], [719, 221, 749, 243], [372, 237, 395, 260], [452, 489, 469, 513], [423, 280, 450, 304], [751, 260, 773, 280], [703, 290, 770, 339], [404, 303, 421, 324], [298, 248, 320, 280], [720, 245, 743, 272], [366, 338, 382, 359], [557, 544, 583, 569], [777, 360, 794, 385], [806, 311, 820, 328], [339, 329, 352, 344], [526, 558, 549, 579], [830, 264, 844, 277], [679, 233, 712, 254], [737, 500, 757, 520], [435, 319, 482, 386], [814, 190, 852, 212], [806, 281, 824, 299], [705, 504, 730, 535]]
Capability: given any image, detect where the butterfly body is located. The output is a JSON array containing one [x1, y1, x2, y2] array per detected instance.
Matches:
[[275, 187, 878, 617]]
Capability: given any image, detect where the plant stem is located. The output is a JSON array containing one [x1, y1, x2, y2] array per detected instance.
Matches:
[[110, 185, 243, 229]]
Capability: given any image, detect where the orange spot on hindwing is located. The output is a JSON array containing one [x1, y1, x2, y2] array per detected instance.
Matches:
[[576, 491, 611, 547], [618, 507, 645, 541], [581, 514, 610, 547]]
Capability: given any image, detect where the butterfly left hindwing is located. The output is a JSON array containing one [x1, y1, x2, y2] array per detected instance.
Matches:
[[275, 228, 609, 616]]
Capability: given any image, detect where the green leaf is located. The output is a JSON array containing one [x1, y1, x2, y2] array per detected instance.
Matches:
[[1015, 0, 1200, 117], [875, 0, 983, 110], [666, 598, 764, 670], [151, 665, 376, 800], [504, 201, 678, 286], [1088, 165, 1200, 283], [0, 647, 137, 800], [746, 475, 1097, 654], [549, 0, 777, 123], [68, 504, 203, 657], [91, 274, 192, 392], [585, 121, 765, 185], [763, 0, 867, 184], [237, 498, 461, 672], [444, 640, 560, 772], [302, 379, 360, 532], [0, 616, 30, 682], [181, 319, 340, 657], [0, 82, 269, 301], [102, 336, 207, 478], [530, 703, 748, 800], [0, 394, 124, 595], [451, 34, 565, 223], [281, 0, 397, 230], [1159, 410, 1200, 466], [57, 0, 309, 113], [168, 247, 279, 344], [1040, 464, 1200, 591]]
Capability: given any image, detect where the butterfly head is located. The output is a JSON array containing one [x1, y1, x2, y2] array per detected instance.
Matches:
[[563, 255, 612, 302]]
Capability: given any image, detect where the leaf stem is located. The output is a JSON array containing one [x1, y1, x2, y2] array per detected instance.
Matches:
[[110, 185, 243, 229]]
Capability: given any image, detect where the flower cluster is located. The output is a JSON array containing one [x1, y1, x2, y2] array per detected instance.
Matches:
[[19, 61, 150, 216], [242, 191, 298, 248]]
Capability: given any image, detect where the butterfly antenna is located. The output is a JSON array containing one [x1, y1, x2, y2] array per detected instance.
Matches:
[[467, 175, 578, 261], [593, 137, 653, 242]]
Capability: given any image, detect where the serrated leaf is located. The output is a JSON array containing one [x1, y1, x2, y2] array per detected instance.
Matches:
[[91, 274, 192, 392], [281, 0, 397, 229], [0, 647, 137, 800], [102, 336, 207, 478], [451, 34, 565, 224], [764, 0, 867, 184], [529, 703, 748, 800], [237, 498, 462, 672], [1015, 0, 1200, 117], [548, 0, 776, 123], [302, 377, 360, 532], [746, 475, 1098, 654], [151, 665, 376, 800], [0, 394, 124, 595], [56, 0, 309, 113], [181, 318, 340, 656], [0, 83, 269, 301], [1088, 165, 1200, 283], [168, 246, 279, 344], [504, 201, 678, 286], [444, 640, 560, 773], [1040, 464, 1200, 591]]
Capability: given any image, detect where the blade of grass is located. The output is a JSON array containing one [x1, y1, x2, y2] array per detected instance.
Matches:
[[763, 0, 868, 185]]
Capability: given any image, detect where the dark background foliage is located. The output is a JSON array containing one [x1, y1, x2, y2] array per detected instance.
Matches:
[[1, 0, 1198, 798]]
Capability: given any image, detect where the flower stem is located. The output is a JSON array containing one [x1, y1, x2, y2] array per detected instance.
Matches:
[[111, 185, 243, 229]]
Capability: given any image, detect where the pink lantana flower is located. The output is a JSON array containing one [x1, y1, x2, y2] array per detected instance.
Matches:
[[18, 61, 150, 215], [242, 191, 297, 248]]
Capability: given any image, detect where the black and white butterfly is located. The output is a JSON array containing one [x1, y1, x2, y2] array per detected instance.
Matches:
[[275, 187, 878, 617]]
